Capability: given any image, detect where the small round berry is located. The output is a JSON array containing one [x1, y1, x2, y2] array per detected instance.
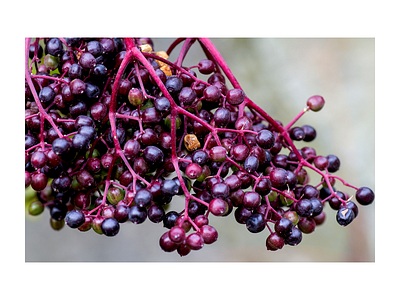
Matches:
[[107, 186, 125, 205], [336, 207, 355, 226], [185, 163, 203, 179], [161, 179, 180, 196], [289, 127, 305, 141], [355, 187, 375, 206], [45, 38, 63, 56], [165, 76, 183, 95], [209, 146, 227, 162], [310, 197, 324, 217], [307, 95, 325, 112], [341, 201, 359, 218], [65, 209, 85, 228], [39, 86, 56, 104], [168, 226, 186, 244], [179, 87, 197, 106], [266, 232, 285, 251], [50, 218, 65, 231], [203, 85, 221, 102], [186, 232, 204, 250], [177, 241, 191, 257], [302, 125, 317, 142], [79, 52, 97, 69], [143, 146, 164, 165], [134, 189, 153, 208], [52, 139, 73, 159], [192, 150, 209, 166], [163, 211, 180, 229], [28, 201, 45, 216], [153, 96, 171, 112], [313, 156, 329, 170], [214, 107, 231, 127], [246, 213, 266, 233], [326, 154, 341, 172], [255, 178, 272, 195], [194, 215, 209, 228], [31, 173, 48, 191], [298, 217, 316, 234], [313, 211, 326, 226], [128, 88, 145, 106], [209, 198, 229, 216], [226, 88, 245, 105], [114, 204, 130, 223], [200, 225, 218, 244], [295, 199, 313, 217], [147, 205, 165, 223], [234, 206, 252, 224], [243, 192, 261, 209], [198, 59, 216, 74], [72, 133, 90, 152], [269, 168, 288, 187], [256, 129, 275, 149], [101, 218, 120, 236], [283, 210, 300, 226], [128, 205, 147, 224], [211, 183, 230, 199], [30, 151, 48, 169], [274, 217, 293, 238], [159, 232, 179, 252], [285, 227, 303, 246]]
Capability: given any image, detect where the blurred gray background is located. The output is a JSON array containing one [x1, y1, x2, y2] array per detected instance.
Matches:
[[25, 38, 374, 262]]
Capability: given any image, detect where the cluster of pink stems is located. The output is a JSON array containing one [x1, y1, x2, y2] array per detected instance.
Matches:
[[25, 37, 358, 234]]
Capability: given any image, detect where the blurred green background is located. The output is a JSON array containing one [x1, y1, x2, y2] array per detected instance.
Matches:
[[25, 38, 374, 262]]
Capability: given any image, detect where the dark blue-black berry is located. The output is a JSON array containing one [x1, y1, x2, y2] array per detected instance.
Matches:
[[50, 202, 68, 221], [101, 218, 120, 236], [128, 205, 148, 224], [134, 189, 153, 208], [310, 197, 323, 216], [45, 38, 64, 57], [326, 155, 340, 172], [51, 174, 72, 193], [244, 155, 259, 173], [77, 125, 97, 142], [355, 187, 375, 206], [246, 213, 266, 233], [163, 211, 180, 229], [165, 76, 183, 95], [154, 96, 171, 112], [65, 209, 85, 228], [143, 146, 164, 165], [85, 82, 101, 100], [72, 133, 90, 151], [285, 227, 303, 246], [274, 217, 293, 238], [295, 199, 313, 217], [161, 179, 179, 196], [39, 86, 56, 104], [52, 138, 72, 156], [336, 207, 355, 226]]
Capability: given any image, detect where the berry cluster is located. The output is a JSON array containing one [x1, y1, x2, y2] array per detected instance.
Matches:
[[25, 37, 374, 256]]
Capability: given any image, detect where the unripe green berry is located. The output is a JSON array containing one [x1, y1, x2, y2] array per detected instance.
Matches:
[[28, 201, 45, 216], [107, 186, 125, 205], [44, 54, 60, 71]]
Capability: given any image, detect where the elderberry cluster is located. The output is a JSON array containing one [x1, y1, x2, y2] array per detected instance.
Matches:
[[25, 37, 374, 257]]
